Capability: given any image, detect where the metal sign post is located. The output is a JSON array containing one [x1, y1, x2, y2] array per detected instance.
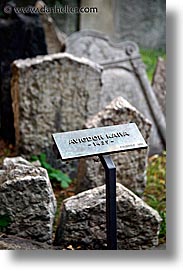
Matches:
[[100, 154, 117, 250], [52, 123, 148, 250]]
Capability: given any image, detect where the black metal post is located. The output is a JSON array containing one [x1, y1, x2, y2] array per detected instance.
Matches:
[[99, 154, 117, 250]]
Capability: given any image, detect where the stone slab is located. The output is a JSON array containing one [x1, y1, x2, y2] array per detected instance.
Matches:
[[0, 157, 57, 244], [11, 53, 102, 162], [77, 96, 151, 195], [54, 183, 162, 250], [66, 30, 165, 155]]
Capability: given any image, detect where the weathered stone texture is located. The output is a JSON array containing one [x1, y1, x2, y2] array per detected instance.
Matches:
[[77, 96, 151, 195], [11, 53, 102, 159], [0, 234, 60, 250], [113, 0, 166, 50], [35, 1, 66, 54], [66, 30, 165, 155], [54, 183, 162, 250], [0, 157, 57, 244], [66, 30, 139, 62], [152, 57, 166, 116]]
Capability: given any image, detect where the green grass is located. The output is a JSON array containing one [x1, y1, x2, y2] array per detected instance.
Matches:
[[143, 152, 166, 243], [140, 48, 166, 82]]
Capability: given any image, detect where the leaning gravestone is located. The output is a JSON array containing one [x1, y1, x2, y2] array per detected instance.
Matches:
[[0, 157, 57, 244], [11, 53, 102, 171], [35, 1, 67, 54], [77, 96, 152, 195], [66, 30, 166, 155], [152, 57, 166, 116], [54, 183, 162, 250]]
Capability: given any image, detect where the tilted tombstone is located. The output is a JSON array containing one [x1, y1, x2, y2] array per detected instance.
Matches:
[[152, 57, 166, 116], [35, 1, 67, 54], [66, 30, 166, 155], [0, 157, 57, 244], [11, 53, 102, 172], [54, 183, 162, 250], [77, 96, 152, 195]]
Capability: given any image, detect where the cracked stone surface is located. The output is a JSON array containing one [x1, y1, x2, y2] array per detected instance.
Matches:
[[77, 96, 152, 195], [11, 53, 102, 160], [0, 157, 57, 244], [54, 183, 162, 250]]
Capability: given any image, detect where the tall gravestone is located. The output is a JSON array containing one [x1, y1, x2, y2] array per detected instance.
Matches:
[[35, 1, 67, 54], [0, 3, 47, 143], [152, 57, 166, 116], [77, 96, 151, 195], [113, 0, 166, 50], [11, 53, 102, 172], [66, 30, 166, 155]]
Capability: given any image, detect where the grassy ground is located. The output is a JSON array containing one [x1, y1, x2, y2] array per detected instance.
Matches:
[[140, 48, 166, 82], [143, 152, 166, 244]]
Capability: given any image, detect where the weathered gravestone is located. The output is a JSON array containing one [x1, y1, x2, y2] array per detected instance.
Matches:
[[77, 96, 151, 195], [11, 53, 102, 173], [54, 183, 162, 250], [152, 57, 166, 116], [35, 1, 66, 54], [0, 157, 57, 244], [66, 30, 166, 155], [0, 3, 47, 143], [113, 0, 166, 50]]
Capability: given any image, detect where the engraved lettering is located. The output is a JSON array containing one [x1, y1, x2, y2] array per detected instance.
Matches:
[[69, 139, 78, 144], [69, 131, 130, 146]]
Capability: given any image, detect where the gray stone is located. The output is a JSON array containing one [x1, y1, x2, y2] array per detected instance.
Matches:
[[54, 183, 162, 250], [80, 0, 115, 37], [77, 96, 151, 195], [11, 53, 102, 164], [50, 0, 80, 35], [0, 234, 60, 250], [0, 157, 57, 244], [35, 1, 67, 54], [66, 30, 166, 155], [152, 57, 166, 116], [113, 0, 166, 50]]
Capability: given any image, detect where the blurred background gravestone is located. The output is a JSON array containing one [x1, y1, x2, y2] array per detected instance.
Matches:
[[66, 30, 166, 155], [35, 1, 67, 54], [152, 57, 166, 116]]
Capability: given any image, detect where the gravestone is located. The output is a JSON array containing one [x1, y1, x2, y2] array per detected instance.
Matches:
[[54, 183, 162, 250], [113, 0, 166, 50], [0, 157, 57, 244], [0, 3, 47, 143], [77, 96, 151, 195], [35, 1, 66, 54], [11, 53, 102, 171], [152, 57, 166, 116], [66, 30, 166, 155]]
